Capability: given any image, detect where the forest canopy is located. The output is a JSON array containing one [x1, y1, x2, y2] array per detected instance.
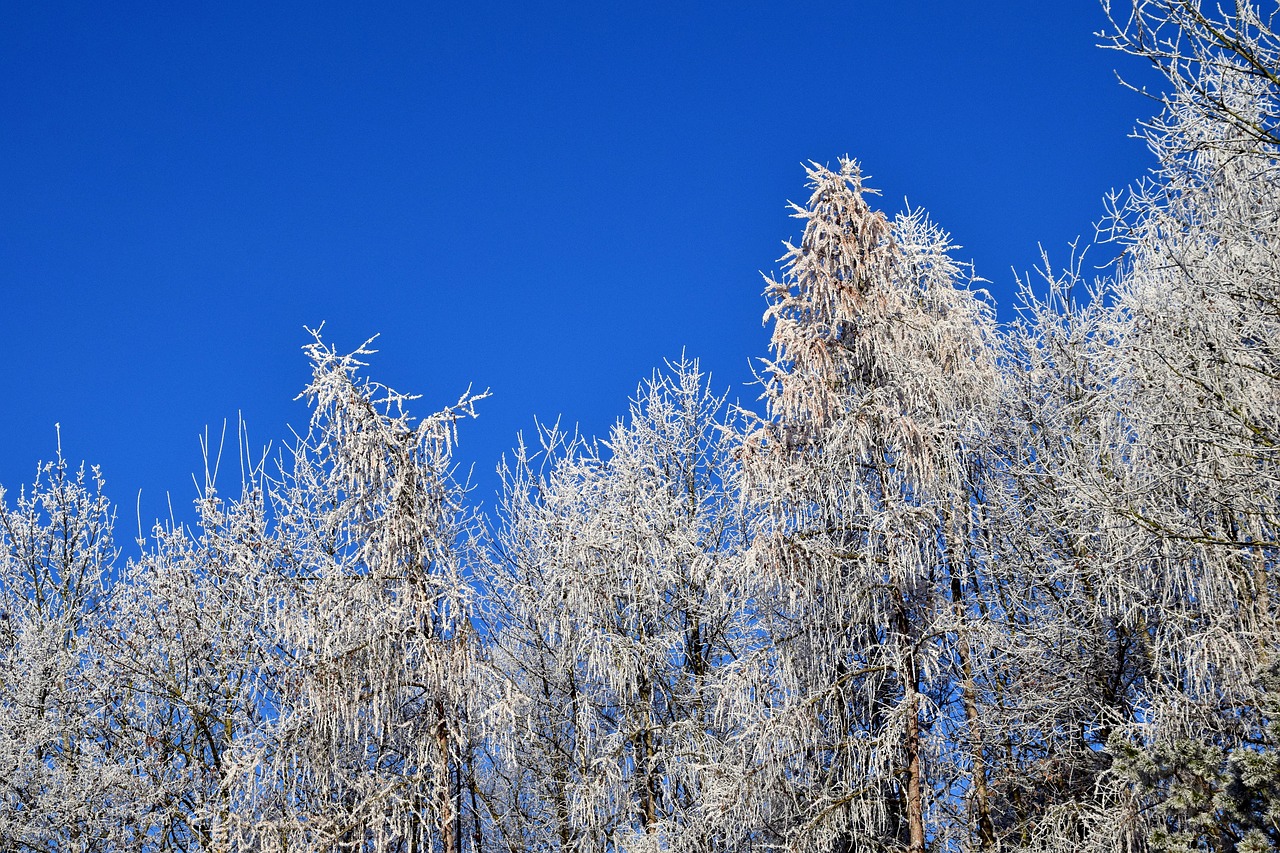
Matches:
[[3, 2, 1279, 851]]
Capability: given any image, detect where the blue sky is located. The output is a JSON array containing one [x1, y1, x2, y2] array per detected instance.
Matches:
[[2, 2, 1159, 532]]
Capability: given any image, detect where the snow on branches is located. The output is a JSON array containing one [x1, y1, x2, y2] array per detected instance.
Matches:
[[2, 4, 1279, 851]]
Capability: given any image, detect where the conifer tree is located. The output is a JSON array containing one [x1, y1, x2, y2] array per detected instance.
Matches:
[[217, 333, 488, 852], [733, 160, 995, 853]]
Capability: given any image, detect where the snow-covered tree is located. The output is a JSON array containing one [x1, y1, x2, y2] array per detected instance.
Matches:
[[0, 448, 126, 850], [732, 160, 997, 853], [960, 5, 1280, 850], [98, 465, 276, 851], [216, 332, 488, 852], [1079, 2, 1280, 848], [484, 360, 753, 853], [979, 262, 1149, 851]]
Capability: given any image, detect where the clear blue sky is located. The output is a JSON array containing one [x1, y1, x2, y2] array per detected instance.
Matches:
[[2, 2, 1159, 532]]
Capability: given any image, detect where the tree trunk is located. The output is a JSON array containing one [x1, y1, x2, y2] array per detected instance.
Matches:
[[435, 699, 456, 853], [898, 603, 926, 853]]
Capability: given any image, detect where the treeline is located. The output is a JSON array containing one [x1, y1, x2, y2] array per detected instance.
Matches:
[[3, 2, 1279, 851]]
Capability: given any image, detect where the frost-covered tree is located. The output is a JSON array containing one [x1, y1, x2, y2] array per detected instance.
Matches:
[[215, 332, 488, 852], [963, 4, 1280, 850], [1081, 1, 1280, 849], [98, 462, 276, 850], [980, 263, 1150, 851], [1100, 0, 1280, 598], [484, 360, 754, 853], [1110, 660, 1280, 853], [732, 160, 996, 853], [0, 448, 126, 850]]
